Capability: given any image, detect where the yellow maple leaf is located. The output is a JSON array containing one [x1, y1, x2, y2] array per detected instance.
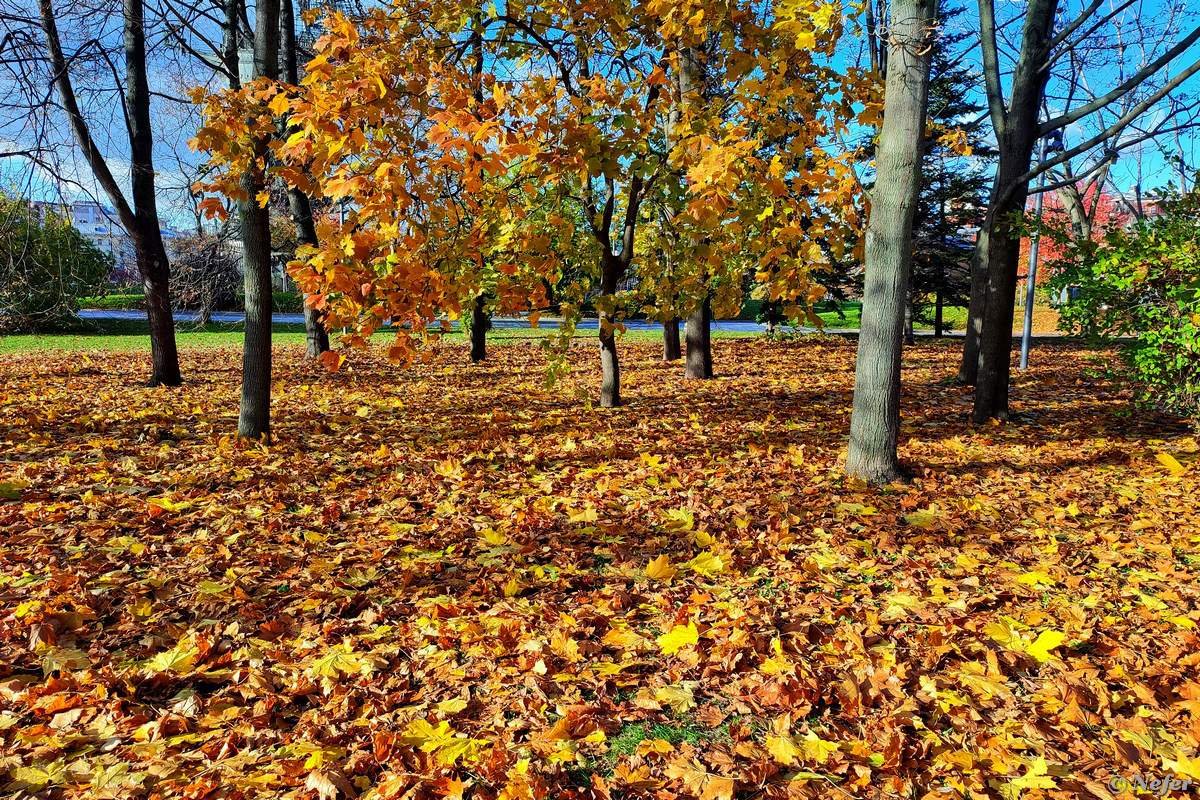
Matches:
[[645, 555, 678, 582], [1025, 630, 1066, 663], [684, 550, 725, 577], [654, 684, 696, 713], [1164, 753, 1200, 780], [1156, 452, 1187, 476], [479, 528, 508, 546], [268, 92, 291, 116], [800, 731, 839, 764], [765, 734, 800, 765], [1008, 756, 1056, 792], [903, 507, 938, 529], [657, 622, 699, 655]]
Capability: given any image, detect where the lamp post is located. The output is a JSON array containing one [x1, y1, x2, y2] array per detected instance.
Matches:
[[1019, 129, 1064, 371]]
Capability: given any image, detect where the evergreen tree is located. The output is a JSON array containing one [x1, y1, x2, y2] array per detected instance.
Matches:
[[907, 4, 992, 339]]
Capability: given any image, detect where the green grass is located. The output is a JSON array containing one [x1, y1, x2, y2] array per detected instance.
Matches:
[[1, 302, 970, 354], [604, 719, 734, 774], [0, 317, 767, 354], [79, 293, 146, 310]]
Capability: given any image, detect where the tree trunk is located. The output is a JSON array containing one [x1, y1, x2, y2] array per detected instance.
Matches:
[[466, 12, 490, 364], [599, 319, 620, 407], [677, 43, 714, 380], [903, 300, 915, 345], [972, 179, 1029, 422], [239, 182, 274, 439], [599, 255, 621, 407], [845, 0, 937, 485], [470, 294, 488, 362], [971, 0, 1058, 422], [281, 0, 329, 358], [40, 0, 182, 385], [662, 318, 681, 360], [238, 0, 280, 439], [957, 221, 988, 382], [934, 286, 943, 337], [285, 186, 330, 359], [143, 269, 181, 385], [684, 294, 713, 378], [124, 0, 182, 386]]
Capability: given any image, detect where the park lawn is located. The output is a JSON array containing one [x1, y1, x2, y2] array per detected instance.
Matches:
[[0, 317, 768, 354], [2, 339, 1198, 799]]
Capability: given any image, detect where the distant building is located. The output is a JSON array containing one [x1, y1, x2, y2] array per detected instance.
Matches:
[[30, 199, 185, 283]]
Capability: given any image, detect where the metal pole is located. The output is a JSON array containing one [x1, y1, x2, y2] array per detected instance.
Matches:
[[1019, 138, 1049, 371]]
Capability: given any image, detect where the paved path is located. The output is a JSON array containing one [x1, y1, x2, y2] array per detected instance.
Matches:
[[79, 308, 1078, 340], [78, 308, 824, 334]]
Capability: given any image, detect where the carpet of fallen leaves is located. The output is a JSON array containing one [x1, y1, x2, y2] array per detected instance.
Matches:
[[2, 338, 1200, 800]]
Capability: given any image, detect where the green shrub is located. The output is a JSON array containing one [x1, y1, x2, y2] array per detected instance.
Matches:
[[0, 198, 112, 332], [272, 290, 305, 313], [1049, 188, 1200, 421]]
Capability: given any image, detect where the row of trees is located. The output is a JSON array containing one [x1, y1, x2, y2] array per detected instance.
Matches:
[[3, 0, 1198, 482]]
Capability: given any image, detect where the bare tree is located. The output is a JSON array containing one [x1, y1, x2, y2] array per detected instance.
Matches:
[[16, 0, 184, 385], [961, 0, 1200, 422], [846, 0, 938, 484]]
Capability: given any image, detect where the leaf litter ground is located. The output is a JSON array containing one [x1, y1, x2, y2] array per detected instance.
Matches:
[[2, 339, 1199, 799]]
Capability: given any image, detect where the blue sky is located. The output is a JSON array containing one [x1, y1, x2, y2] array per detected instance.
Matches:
[[1, 0, 1197, 229]]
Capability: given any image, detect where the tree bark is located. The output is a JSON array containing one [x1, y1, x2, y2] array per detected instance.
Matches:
[[903, 299, 915, 345], [971, 0, 1058, 422], [125, 0, 181, 386], [957, 218, 989, 382], [684, 294, 712, 378], [287, 188, 331, 358], [846, 0, 937, 485], [677, 43, 714, 380], [238, 0, 280, 439], [39, 0, 182, 386], [598, 254, 621, 407], [470, 294, 488, 362], [468, 12, 490, 363], [662, 318, 681, 360], [281, 0, 329, 358], [934, 286, 944, 337]]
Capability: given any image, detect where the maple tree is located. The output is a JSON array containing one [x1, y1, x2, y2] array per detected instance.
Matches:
[[3, 338, 1200, 799], [191, 0, 867, 408]]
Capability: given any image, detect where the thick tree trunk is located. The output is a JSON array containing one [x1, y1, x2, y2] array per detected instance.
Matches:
[[662, 318, 681, 360], [470, 295, 488, 362], [684, 294, 713, 379], [143, 269, 181, 385], [903, 300, 915, 345], [846, 0, 936, 485], [239, 184, 274, 439], [238, 0, 280, 439]]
